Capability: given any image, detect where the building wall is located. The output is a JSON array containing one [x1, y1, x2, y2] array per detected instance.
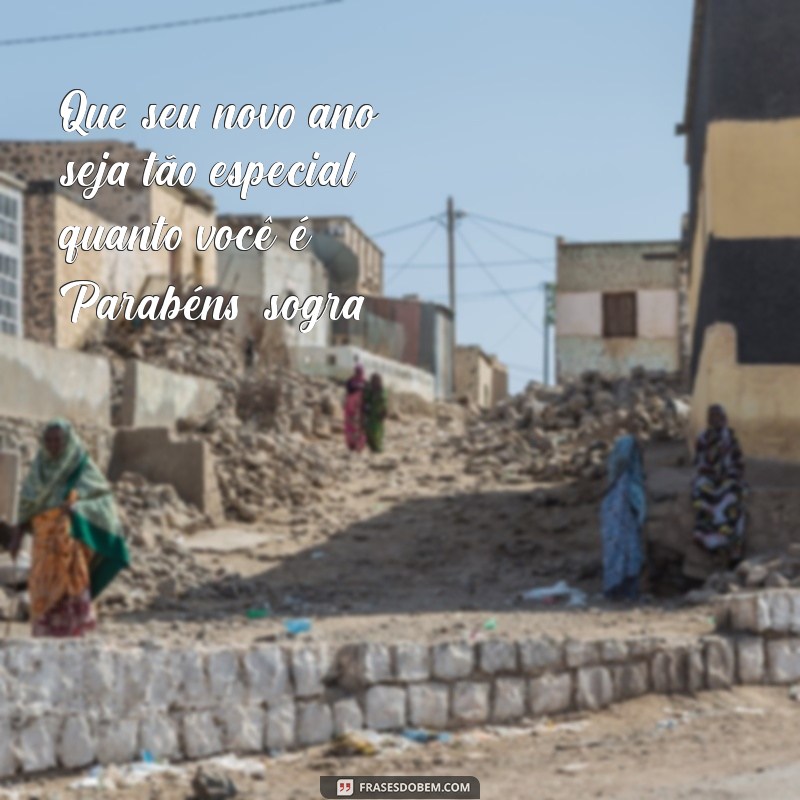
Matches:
[[21, 188, 57, 346], [0, 174, 23, 336], [455, 346, 494, 409]]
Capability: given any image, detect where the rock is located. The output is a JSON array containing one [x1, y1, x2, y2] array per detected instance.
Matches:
[[333, 698, 364, 735], [394, 643, 430, 682], [297, 701, 334, 745], [432, 642, 475, 681], [339, 643, 392, 688], [611, 662, 649, 700], [492, 678, 526, 722], [737, 638, 765, 684], [139, 714, 180, 761], [191, 768, 238, 800], [519, 638, 564, 674], [529, 673, 573, 716], [243, 645, 289, 704], [365, 686, 406, 731], [576, 667, 614, 711], [766, 640, 800, 684], [451, 682, 490, 725], [183, 712, 223, 759], [704, 638, 735, 690], [265, 701, 296, 751], [16, 716, 57, 774], [479, 640, 517, 674], [95, 719, 139, 765], [565, 640, 600, 669], [219, 706, 265, 753], [292, 645, 332, 698], [408, 683, 450, 729]]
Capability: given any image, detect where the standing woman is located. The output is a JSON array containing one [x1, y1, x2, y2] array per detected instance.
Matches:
[[600, 434, 647, 601], [343, 364, 367, 452], [362, 373, 388, 453], [692, 404, 746, 563], [9, 420, 130, 637]]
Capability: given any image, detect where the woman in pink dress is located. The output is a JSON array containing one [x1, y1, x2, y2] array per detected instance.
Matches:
[[343, 364, 366, 452]]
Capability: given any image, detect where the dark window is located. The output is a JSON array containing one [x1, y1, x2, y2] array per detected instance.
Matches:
[[603, 292, 637, 337]]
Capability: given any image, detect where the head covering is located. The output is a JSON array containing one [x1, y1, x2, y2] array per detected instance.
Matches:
[[606, 434, 647, 525]]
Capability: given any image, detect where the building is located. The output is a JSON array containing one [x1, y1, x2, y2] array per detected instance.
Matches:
[[0, 172, 24, 336], [331, 295, 454, 398], [274, 215, 383, 296], [555, 240, 682, 381], [217, 214, 330, 349], [0, 140, 218, 294], [455, 345, 509, 409], [681, 0, 800, 460]]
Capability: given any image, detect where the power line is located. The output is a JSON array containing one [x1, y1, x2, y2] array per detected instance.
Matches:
[[0, 1, 342, 47], [466, 212, 563, 241], [384, 257, 554, 270], [467, 216, 555, 266], [491, 294, 540, 349], [372, 215, 444, 239], [428, 285, 542, 300], [385, 222, 441, 287]]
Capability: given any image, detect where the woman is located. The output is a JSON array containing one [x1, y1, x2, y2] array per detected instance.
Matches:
[[9, 420, 130, 637], [600, 434, 647, 600], [362, 373, 388, 453], [692, 404, 746, 561], [343, 364, 366, 452]]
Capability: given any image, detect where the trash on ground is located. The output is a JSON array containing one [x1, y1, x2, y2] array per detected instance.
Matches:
[[283, 617, 312, 635], [520, 580, 587, 607]]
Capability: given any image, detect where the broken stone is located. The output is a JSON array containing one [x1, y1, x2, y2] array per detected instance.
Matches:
[[191, 767, 238, 800]]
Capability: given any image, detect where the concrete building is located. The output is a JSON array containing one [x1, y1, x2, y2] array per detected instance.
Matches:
[[555, 240, 682, 381], [331, 295, 454, 398], [455, 345, 509, 409], [680, 0, 800, 461], [217, 214, 330, 349], [0, 140, 218, 294], [0, 172, 24, 337], [274, 215, 383, 296]]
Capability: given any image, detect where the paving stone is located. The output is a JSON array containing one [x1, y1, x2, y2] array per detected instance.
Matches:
[[737, 638, 765, 684], [58, 715, 95, 770], [529, 673, 573, 716], [565, 640, 600, 669], [297, 701, 334, 746], [139, 713, 180, 761], [333, 698, 364, 735], [219, 706, 265, 753], [365, 686, 407, 731], [394, 643, 431, 682], [576, 667, 613, 711], [705, 638, 734, 690], [183, 712, 223, 759], [480, 640, 517, 674], [518, 638, 564, 674], [767, 639, 800, 684], [96, 719, 139, 765], [451, 682, 490, 725], [243, 645, 289, 705], [492, 678, 526, 722], [408, 683, 450, 729], [292, 645, 332, 698], [15, 715, 57, 774], [432, 642, 474, 681], [265, 700, 296, 751], [611, 662, 649, 701]]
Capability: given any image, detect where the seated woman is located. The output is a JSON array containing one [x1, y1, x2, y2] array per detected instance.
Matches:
[[692, 404, 746, 563], [600, 433, 647, 601], [8, 419, 130, 637]]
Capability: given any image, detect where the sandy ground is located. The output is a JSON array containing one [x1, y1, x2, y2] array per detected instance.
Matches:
[[5, 687, 800, 799]]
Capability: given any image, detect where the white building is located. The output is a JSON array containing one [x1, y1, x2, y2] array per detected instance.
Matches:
[[0, 172, 23, 336]]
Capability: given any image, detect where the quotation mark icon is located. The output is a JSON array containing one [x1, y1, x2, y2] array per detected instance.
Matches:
[[337, 778, 354, 797]]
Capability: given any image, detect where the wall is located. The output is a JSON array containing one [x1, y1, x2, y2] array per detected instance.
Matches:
[[691, 323, 800, 461], [291, 345, 435, 402], [0, 588, 796, 779], [455, 347, 494, 409], [119, 360, 221, 429], [0, 173, 23, 337], [0, 332, 111, 427]]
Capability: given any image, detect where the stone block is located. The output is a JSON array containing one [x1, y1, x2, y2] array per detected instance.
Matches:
[[687, 646, 706, 694], [737, 638, 765, 684], [339, 643, 392, 688], [600, 639, 629, 664], [243, 645, 289, 705], [432, 642, 474, 681], [123, 648, 176, 711], [726, 593, 770, 634], [394, 643, 430, 682], [576, 667, 613, 711], [627, 637, 665, 660], [651, 649, 687, 694], [451, 682, 490, 725], [183, 712, 223, 759], [174, 649, 210, 709], [408, 683, 450, 729], [96, 719, 139, 765], [611, 662, 649, 701], [365, 686, 407, 731], [480, 640, 517, 674], [768, 592, 794, 634], [292, 645, 332, 698], [58, 715, 95, 769], [219, 706, 265, 753], [82, 647, 123, 718], [529, 673, 573, 716], [492, 678, 526, 722], [15, 716, 57, 773], [791, 594, 800, 636], [565, 640, 600, 669], [297, 701, 334, 746], [208, 648, 245, 704], [518, 638, 563, 674], [265, 700, 296, 751], [705, 638, 734, 690], [0, 717, 13, 778], [767, 639, 800, 684], [139, 713, 180, 761], [333, 698, 364, 735]]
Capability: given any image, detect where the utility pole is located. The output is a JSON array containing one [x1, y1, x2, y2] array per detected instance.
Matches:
[[447, 196, 457, 397], [542, 281, 556, 385]]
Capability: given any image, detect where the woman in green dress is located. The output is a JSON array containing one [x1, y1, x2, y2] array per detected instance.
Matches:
[[362, 373, 388, 453]]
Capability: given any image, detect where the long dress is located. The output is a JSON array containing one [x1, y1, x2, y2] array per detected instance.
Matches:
[[343, 377, 366, 452], [600, 435, 647, 600], [362, 386, 388, 453], [692, 425, 745, 558], [19, 419, 130, 637]]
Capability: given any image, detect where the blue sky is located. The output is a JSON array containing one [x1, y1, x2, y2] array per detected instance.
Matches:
[[2, 0, 694, 391]]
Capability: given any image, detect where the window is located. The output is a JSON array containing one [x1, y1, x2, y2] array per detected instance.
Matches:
[[0, 254, 20, 336], [602, 292, 637, 338]]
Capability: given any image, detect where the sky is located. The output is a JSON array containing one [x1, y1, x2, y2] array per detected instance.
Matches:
[[1, 0, 694, 392]]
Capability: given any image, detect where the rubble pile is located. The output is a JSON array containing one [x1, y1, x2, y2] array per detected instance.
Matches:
[[457, 369, 690, 483], [701, 547, 800, 598]]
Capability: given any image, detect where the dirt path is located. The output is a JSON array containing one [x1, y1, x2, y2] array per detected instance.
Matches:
[[7, 687, 799, 799]]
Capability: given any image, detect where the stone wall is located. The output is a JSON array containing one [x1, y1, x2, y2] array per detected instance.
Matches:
[[0, 590, 797, 779]]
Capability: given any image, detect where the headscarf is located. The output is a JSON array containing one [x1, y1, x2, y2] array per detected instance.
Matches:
[[346, 364, 366, 395], [606, 434, 647, 526], [696, 404, 744, 482]]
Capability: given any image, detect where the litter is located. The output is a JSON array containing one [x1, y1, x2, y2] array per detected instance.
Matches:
[[401, 728, 452, 744], [327, 732, 379, 757], [206, 755, 267, 777], [246, 607, 271, 620], [521, 580, 587, 608], [483, 618, 497, 631], [283, 617, 312, 635]]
